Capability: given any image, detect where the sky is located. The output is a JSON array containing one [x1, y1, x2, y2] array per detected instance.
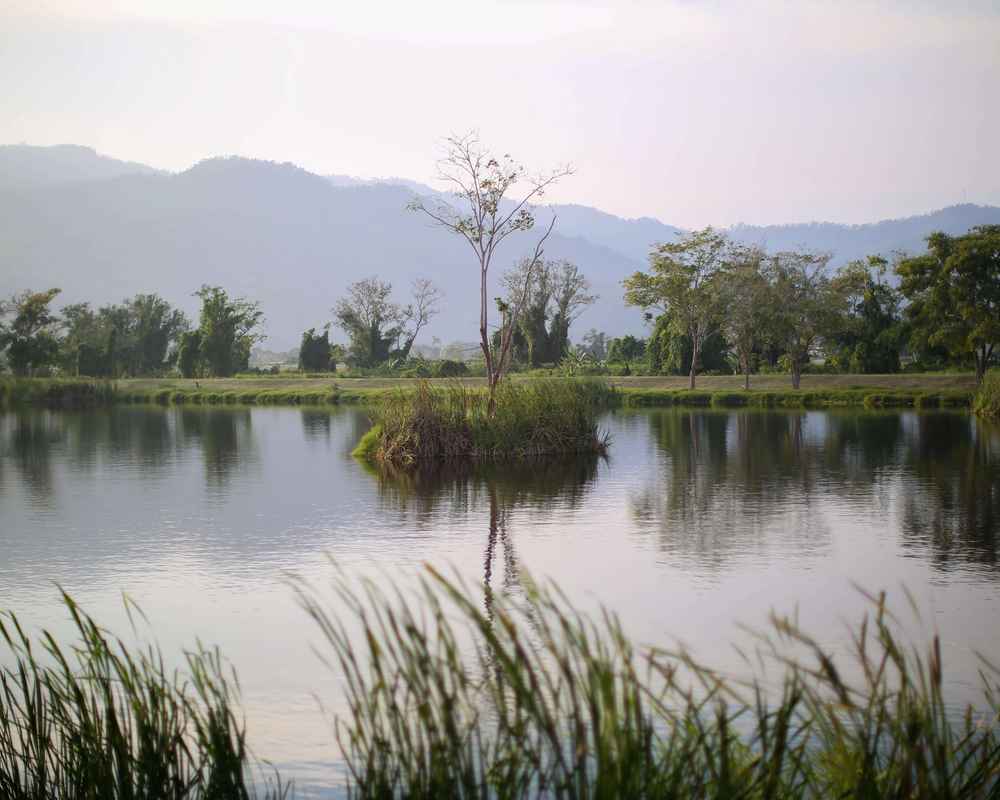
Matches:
[[2, 0, 998, 227]]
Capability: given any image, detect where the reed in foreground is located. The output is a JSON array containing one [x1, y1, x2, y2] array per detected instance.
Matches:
[[0, 592, 285, 800], [299, 567, 1000, 799], [362, 379, 613, 466]]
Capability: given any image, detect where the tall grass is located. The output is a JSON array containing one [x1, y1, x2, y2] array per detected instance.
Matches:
[[0, 592, 286, 799], [298, 567, 1000, 799], [0, 378, 117, 410], [366, 379, 613, 466], [974, 370, 1000, 419]]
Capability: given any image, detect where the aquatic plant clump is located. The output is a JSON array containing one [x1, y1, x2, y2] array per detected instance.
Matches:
[[364, 379, 613, 466], [304, 568, 1000, 800], [0, 593, 286, 800], [974, 369, 1000, 419]]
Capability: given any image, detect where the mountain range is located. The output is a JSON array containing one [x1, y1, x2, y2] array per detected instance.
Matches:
[[2, 144, 998, 349]]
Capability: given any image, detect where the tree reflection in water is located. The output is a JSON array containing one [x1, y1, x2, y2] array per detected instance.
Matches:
[[900, 414, 1000, 569], [178, 409, 257, 492], [632, 408, 1000, 573], [366, 456, 603, 619]]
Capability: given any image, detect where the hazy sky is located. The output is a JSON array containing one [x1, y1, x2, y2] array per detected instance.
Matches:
[[3, 0, 998, 227]]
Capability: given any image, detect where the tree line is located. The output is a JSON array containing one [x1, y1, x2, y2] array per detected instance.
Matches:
[[597, 223, 998, 388], [2, 130, 996, 387], [0, 285, 264, 378]]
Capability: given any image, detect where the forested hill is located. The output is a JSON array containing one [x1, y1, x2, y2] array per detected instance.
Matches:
[[1, 144, 997, 349]]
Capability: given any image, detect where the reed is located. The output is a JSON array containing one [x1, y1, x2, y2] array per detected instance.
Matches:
[[4, 575, 1000, 797], [0, 378, 117, 410], [299, 567, 1000, 800], [974, 370, 1000, 419], [0, 592, 286, 800], [361, 379, 613, 466]]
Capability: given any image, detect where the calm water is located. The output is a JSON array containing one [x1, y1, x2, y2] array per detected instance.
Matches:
[[2, 405, 999, 794]]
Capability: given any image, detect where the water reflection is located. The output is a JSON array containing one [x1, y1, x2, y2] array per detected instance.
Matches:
[[631, 409, 1000, 572], [178, 409, 257, 491], [300, 409, 333, 442], [900, 415, 1000, 569], [0, 412, 61, 501], [369, 456, 603, 616]]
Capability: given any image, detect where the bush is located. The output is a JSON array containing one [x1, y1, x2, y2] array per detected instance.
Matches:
[[431, 359, 469, 378]]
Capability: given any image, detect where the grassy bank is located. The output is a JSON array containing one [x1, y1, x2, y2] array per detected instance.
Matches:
[[974, 370, 1000, 419], [0, 378, 117, 410], [1, 374, 978, 411], [361, 380, 612, 466], [619, 386, 974, 409], [5, 573, 997, 797]]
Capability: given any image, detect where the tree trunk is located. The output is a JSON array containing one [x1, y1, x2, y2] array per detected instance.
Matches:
[[689, 340, 699, 390], [791, 361, 801, 390], [976, 344, 993, 384], [744, 366, 750, 391], [479, 266, 498, 416]]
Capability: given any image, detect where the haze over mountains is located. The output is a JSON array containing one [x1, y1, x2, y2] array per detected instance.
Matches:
[[2, 144, 998, 349]]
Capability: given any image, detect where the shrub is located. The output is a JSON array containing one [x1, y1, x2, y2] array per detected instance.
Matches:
[[431, 359, 469, 378]]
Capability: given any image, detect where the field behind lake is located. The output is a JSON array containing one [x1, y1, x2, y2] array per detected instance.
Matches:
[[117, 371, 980, 395]]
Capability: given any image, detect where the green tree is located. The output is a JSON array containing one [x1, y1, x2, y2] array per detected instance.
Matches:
[[718, 245, 770, 390], [624, 227, 729, 389], [129, 294, 189, 375], [579, 329, 608, 361], [299, 327, 335, 372], [193, 286, 265, 377], [60, 295, 188, 377], [897, 225, 1000, 383], [829, 256, 903, 374], [177, 331, 203, 378], [1, 289, 62, 376], [334, 277, 401, 368], [767, 250, 844, 389], [607, 335, 645, 374], [504, 259, 596, 366]]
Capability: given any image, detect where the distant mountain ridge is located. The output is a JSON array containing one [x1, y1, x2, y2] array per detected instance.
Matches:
[[1, 144, 997, 349]]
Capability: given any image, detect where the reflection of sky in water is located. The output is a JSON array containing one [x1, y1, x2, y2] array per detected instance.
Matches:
[[1, 406, 999, 797]]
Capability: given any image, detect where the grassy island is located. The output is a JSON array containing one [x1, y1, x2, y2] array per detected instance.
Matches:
[[357, 380, 612, 466]]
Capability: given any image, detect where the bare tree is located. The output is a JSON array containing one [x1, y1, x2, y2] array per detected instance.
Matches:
[[408, 132, 572, 412], [396, 278, 444, 360]]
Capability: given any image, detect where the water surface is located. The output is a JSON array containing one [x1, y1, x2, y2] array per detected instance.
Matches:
[[2, 405, 999, 794]]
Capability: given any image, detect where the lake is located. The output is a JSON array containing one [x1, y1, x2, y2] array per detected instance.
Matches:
[[2, 405, 999, 795]]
